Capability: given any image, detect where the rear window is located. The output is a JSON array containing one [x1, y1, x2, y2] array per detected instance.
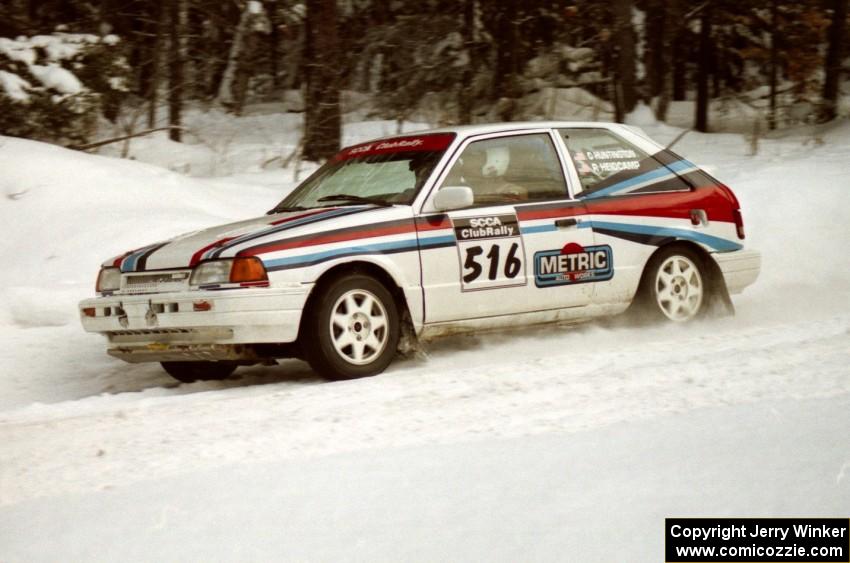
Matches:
[[559, 128, 691, 197]]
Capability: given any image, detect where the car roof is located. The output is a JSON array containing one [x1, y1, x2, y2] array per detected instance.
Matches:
[[395, 121, 641, 141]]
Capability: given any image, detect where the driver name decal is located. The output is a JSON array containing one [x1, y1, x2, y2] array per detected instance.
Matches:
[[534, 243, 613, 287]]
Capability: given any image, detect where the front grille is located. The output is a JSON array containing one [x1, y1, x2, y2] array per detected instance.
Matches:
[[109, 328, 195, 336], [107, 327, 233, 344], [122, 270, 191, 295]]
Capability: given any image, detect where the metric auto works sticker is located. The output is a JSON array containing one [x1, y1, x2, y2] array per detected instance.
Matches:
[[534, 243, 613, 287], [451, 214, 526, 292]]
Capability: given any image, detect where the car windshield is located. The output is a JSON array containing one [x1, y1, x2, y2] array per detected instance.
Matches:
[[272, 133, 456, 211]]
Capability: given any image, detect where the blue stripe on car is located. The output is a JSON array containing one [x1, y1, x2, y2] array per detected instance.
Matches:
[[263, 234, 456, 271], [582, 159, 698, 199], [578, 220, 742, 251]]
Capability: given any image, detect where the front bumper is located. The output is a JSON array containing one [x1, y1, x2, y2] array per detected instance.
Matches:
[[712, 249, 761, 294], [79, 285, 311, 362]]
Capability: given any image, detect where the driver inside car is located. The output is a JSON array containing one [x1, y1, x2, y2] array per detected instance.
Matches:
[[448, 143, 528, 204]]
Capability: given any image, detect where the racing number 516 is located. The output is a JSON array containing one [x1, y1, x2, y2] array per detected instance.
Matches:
[[463, 242, 522, 283]]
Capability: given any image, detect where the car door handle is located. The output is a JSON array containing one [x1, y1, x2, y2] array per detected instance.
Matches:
[[555, 218, 579, 228]]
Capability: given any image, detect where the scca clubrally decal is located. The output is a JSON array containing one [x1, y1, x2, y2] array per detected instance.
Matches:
[[534, 243, 613, 287], [452, 214, 518, 240], [451, 214, 527, 291]]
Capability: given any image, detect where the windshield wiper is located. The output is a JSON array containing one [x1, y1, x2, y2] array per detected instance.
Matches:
[[268, 204, 310, 214], [316, 194, 394, 207]]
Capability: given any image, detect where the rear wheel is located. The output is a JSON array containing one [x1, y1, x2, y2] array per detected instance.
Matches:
[[301, 274, 400, 380], [637, 246, 707, 322], [160, 361, 237, 383]]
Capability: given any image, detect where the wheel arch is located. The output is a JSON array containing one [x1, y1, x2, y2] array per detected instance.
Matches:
[[638, 240, 733, 315], [298, 260, 418, 342]]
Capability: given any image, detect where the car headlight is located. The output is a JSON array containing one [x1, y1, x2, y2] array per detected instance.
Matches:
[[96, 267, 121, 293], [190, 257, 269, 286]]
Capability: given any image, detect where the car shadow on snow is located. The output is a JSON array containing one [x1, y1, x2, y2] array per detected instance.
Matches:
[[95, 358, 323, 399], [95, 312, 736, 400]]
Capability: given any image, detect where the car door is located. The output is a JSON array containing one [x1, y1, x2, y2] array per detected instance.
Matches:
[[416, 130, 600, 324]]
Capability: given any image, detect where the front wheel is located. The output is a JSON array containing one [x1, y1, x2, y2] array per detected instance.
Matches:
[[301, 274, 400, 380], [638, 246, 708, 322], [160, 361, 237, 383]]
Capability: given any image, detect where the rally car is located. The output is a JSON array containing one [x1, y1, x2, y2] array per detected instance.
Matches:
[[79, 122, 760, 382]]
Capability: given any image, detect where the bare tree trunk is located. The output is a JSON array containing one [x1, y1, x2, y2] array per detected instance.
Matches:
[[491, 0, 519, 113], [303, 0, 341, 162], [613, 0, 637, 120], [218, 3, 255, 108], [655, 0, 680, 121], [148, 0, 166, 128], [168, 0, 186, 142], [695, 2, 712, 132], [672, 33, 686, 101], [269, 0, 280, 90], [458, 0, 475, 124], [232, 6, 270, 115], [821, 0, 848, 122], [215, 3, 270, 109], [644, 0, 664, 101], [767, 0, 778, 130]]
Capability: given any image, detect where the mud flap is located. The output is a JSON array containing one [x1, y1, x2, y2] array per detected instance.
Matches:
[[704, 255, 735, 317]]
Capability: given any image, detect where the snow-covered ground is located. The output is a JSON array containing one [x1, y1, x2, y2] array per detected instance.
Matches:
[[1, 115, 849, 561]]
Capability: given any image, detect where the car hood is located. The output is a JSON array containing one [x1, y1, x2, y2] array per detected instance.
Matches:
[[107, 206, 413, 272]]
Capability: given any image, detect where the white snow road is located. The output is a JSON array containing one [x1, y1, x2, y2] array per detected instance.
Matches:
[[2, 396, 849, 562], [2, 310, 849, 508]]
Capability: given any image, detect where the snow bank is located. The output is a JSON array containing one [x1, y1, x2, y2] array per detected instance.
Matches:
[[0, 136, 289, 327], [625, 101, 657, 127], [519, 87, 614, 121], [27, 63, 82, 95], [97, 111, 428, 177], [0, 70, 31, 102], [0, 37, 36, 66]]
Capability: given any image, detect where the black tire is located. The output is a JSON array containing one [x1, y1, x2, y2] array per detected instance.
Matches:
[[301, 274, 400, 380], [160, 361, 237, 383], [633, 245, 709, 323]]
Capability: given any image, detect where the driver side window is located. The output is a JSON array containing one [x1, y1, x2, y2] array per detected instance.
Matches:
[[439, 133, 568, 206]]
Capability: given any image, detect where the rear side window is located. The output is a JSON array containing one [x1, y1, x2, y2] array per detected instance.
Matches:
[[559, 128, 691, 198]]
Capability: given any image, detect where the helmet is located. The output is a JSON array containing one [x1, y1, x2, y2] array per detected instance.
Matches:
[[483, 146, 510, 177]]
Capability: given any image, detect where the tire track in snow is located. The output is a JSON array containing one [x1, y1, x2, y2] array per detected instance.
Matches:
[[1, 315, 848, 506]]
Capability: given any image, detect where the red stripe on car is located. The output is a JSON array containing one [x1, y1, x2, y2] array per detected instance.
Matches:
[[238, 222, 417, 257]]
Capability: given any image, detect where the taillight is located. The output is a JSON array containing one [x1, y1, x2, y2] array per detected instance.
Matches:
[[733, 208, 745, 240]]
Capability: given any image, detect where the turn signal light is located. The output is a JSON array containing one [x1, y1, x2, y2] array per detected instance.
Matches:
[[82, 307, 96, 317], [230, 257, 268, 283], [190, 257, 269, 286]]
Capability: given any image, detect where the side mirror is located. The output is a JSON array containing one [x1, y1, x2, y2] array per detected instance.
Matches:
[[433, 186, 474, 211]]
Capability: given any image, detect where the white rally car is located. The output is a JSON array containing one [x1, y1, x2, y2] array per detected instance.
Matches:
[[80, 122, 760, 382]]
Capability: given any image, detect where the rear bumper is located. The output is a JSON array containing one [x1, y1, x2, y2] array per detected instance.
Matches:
[[79, 285, 311, 362], [712, 249, 761, 294]]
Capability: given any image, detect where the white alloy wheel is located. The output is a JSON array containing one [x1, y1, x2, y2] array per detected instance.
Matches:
[[654, 254, 704, 321], [329, 289, 389, 365]]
